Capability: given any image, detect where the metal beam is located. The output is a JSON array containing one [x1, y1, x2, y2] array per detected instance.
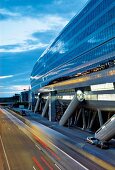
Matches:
[[75, 108, 82, 125], [42, 97, 49, 117], [34, 97, 40, 113], [95, 114, 115, 141], [30, 104, 33, 111], [87, 111, 91, 129], [89, 112, 97, 129], [28, 103, 31, 110], [59, 93, 79, 126], [48, 92, 56, 121], [82, 108, 86, 129], [97, 109, 103, 127]]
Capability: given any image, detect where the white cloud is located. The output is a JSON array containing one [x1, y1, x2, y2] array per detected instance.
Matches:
[[0, 91, 20, 94], [0, 84, 30, 91], [10, 85, 30, 91], [0, 85, 30, 96], [0, 42, 48, 53], [0, 75, 14, 79], [0, 8, 20, 17], [0, 13, 68, 52]]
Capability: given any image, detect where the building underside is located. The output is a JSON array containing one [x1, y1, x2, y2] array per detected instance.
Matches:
[[29, 66, 115, 133]]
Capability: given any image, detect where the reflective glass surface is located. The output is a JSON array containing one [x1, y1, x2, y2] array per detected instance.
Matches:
[[31, 0, 115, 91]]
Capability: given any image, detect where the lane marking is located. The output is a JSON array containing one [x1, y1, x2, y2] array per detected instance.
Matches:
[[34, 135, 61, 161], [35, 144, 41, 150], [41, 156, 53, 170], [54, 164, 62, 170], [33, 166, 37, 170], [48, 140, 88, 170], [0, 135, 11, 170], [32, 156, 44, 170]]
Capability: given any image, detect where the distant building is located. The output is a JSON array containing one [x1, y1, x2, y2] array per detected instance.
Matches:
[[28, 91, 35, 110], [12, 94, 20, 102], [20, 91, 29, 102], [0, 94, 20, 106]]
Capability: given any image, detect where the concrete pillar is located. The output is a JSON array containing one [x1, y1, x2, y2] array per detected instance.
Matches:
[[59, 93, 79, 126], [42, 97, 49, 117], [34, 97, 40, 113], [97, 109, 103, 127], [48, 91, 56, 121]]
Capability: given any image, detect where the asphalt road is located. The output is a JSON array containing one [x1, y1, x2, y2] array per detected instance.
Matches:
[[0, 109, 89, 170], [0, 110, 60, 170], [0, 108, 114, 170]]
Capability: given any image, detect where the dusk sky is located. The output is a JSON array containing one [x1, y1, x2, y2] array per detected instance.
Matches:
[[0, 0, 88, 97]]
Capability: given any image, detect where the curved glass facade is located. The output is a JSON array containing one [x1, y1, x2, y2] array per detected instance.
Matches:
[[31, 0, 115, 92]]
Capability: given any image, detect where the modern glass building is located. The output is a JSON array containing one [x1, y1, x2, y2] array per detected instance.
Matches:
[[31, 0, 115, 93]]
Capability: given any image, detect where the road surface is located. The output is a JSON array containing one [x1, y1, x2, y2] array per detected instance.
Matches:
[[0, 110, 60, 170], [0, 108, 114, 170]]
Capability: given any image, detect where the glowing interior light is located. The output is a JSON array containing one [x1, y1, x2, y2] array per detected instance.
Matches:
[[91, 83, 114, 91], [57, 95, 74, 100], [62, 95, 74, 100], [98, 94, 115, 101]]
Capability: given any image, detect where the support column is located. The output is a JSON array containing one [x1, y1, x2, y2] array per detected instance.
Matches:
[[82, 108, 86, 129], [42, 97, 49, 117], [48, 91, 56, 122], [30, 104, 33, 111], [67, 118, 69, 128], [108, 112, 111, 120], [28, 103, 31, 110], [59, 93, 80, 126], [97, 109, 103, 127], [34, 97, 40, 113], [89, 112, 97, 129], [74, 108, 82, 125], [87, 111, 91, 129]]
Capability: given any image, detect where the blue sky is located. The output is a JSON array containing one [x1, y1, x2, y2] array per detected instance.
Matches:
[[0, 0, 88, 97]]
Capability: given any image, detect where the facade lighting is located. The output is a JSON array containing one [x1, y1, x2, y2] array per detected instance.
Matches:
[[91, 83, 114, 91]]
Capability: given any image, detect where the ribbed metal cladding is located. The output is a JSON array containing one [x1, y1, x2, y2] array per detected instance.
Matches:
[[59, 93, 80, 126]]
